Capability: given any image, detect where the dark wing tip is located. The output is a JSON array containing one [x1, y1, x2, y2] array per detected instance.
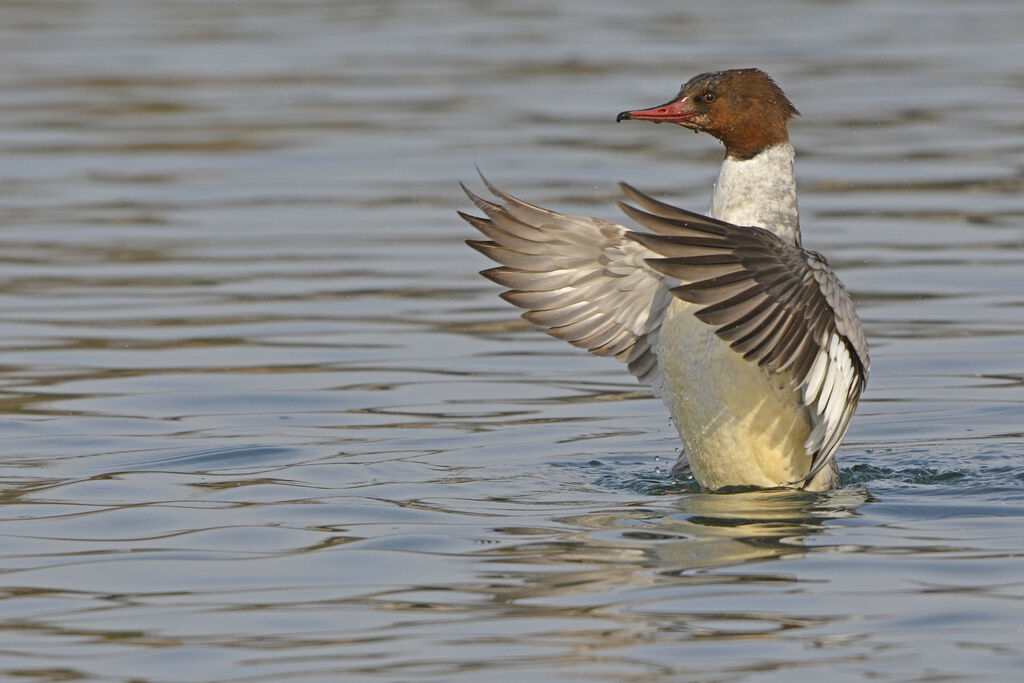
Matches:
[[465, 238, 496, 255], [476, 168, 509, 202]]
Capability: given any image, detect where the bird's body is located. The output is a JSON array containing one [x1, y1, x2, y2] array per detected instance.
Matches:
[[462, 69, 868, 491]]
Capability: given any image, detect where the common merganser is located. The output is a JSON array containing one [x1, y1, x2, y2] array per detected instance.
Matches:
[[461, 68, 869, 491]]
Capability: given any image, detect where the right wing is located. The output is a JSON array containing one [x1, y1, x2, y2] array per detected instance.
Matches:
[[460, 175, 677, 392]]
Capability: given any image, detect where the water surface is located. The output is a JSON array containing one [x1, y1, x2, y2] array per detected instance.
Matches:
[[0, 0, 1023, 680]]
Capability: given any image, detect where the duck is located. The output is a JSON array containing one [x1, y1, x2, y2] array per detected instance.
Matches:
[[460, 68, 869, 491]]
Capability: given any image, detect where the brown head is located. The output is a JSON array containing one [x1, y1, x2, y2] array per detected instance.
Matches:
[[617, 68, 799, 160]]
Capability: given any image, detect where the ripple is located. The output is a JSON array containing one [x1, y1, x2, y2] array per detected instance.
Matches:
[[0, 0, 1022, 680]]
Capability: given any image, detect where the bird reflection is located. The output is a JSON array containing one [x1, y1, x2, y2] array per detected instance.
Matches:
[[478, 486, 871, 604], [650, 486, 871, 571], [374, 487, 873, 670]]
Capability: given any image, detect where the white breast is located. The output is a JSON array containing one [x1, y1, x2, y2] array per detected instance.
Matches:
[[656, 298, 812, 489]]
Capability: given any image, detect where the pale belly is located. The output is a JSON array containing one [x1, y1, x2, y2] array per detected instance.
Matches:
[[655, 299, 813, 490]]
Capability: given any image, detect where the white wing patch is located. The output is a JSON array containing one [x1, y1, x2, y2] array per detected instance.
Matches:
[[801, 331, 863, 485]]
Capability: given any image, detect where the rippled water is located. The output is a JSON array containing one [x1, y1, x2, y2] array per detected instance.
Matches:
[[1, 0, 1022, 680]]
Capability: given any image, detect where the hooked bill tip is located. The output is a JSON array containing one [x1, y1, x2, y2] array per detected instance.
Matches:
[[616, 111, 631, 123]]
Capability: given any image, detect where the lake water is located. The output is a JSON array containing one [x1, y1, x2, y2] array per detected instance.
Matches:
[[0, 0, 1022, 680]]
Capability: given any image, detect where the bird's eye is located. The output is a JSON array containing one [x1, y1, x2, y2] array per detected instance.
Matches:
[[704, 92, 716, 103]]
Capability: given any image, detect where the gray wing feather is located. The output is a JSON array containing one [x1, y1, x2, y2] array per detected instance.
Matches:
[[461, 176, 677, 392]]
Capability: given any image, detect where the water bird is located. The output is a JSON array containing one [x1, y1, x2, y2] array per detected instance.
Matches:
[[460, 68, 869, 491]]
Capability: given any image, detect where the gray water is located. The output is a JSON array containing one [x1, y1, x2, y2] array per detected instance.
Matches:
[[0, 1, 1022, 680]]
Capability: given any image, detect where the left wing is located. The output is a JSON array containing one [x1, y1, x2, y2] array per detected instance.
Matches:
[[619, 183, 869, 485]]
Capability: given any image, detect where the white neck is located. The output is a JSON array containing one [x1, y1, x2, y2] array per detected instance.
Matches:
[[707, 142, 800, 246]]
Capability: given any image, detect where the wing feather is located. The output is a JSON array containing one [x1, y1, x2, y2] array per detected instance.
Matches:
[[619, 186, 870, 486], [461, 177, 677, 394]]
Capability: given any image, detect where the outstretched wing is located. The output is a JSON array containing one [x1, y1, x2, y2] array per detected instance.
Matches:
[[618, 182, 869, 484], [460, 175, 678, 392]]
